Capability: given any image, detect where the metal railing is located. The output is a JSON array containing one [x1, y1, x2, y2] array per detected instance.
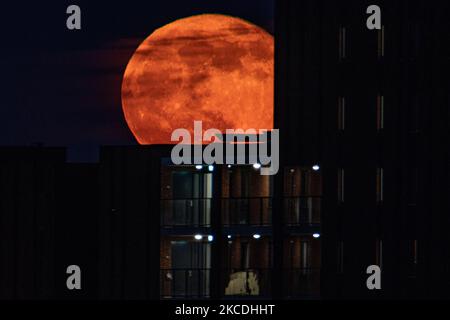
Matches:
[[161, 198, 212, 228], [284, 268, 320, 298], [160, 268, 211, 298], [223, 268, 271, 297], [284, 197, 321, 226], [160, 196, 321, 228], [221, 197, 272, 226], [160, 267, 320, 299]]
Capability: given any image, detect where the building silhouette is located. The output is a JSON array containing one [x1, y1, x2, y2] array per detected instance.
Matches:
[[276, 0, 449, 299]]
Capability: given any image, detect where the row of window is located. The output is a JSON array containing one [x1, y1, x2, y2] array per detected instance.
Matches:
[[337, 95, 384, 131], [339, 23, 432, 60], [338, 26, 385, 60], [337, 167, 420, 204], [336, 239, 418, 274], [337, 168, 383, 203], [338, 95, 426, 132]]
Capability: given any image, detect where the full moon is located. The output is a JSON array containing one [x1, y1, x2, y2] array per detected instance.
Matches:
[[121, 14, 274, 145]]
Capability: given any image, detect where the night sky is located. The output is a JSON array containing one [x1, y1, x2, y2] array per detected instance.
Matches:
[[0, 1, 273, 161]]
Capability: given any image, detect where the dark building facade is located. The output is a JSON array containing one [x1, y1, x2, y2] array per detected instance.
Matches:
[[276, 0, 450, 299], [0, 147, 65, 299], [0, 148, 100, 299]]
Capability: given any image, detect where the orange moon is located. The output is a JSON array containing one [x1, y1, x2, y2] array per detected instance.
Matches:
[[121, 14, 274, 145]]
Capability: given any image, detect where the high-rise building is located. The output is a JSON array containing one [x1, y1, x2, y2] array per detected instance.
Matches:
[[276, 0, 449, 299]]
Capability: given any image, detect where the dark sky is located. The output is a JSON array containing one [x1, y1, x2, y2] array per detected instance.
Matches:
[[0, 1, 273, 161]]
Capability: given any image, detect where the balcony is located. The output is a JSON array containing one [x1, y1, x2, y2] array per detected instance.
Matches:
[[223, 268, 272, 297], [160, 268, 210, 299], [284, 197, 321, 226], [160, 268, 271, 299], [160, 196, 321, 228], [283, 268, 320, 298], [222, 197, 272, 227], [159, 268, 320, 299], [161, 198, 212, 228], [160, 197, 273, 228]]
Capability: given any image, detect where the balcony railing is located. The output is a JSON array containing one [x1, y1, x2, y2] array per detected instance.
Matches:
[[223, 268, 271, 297], [284, 197, 321, 226], [160, 268, 210, 299], [159, 267, 320, 299], [160, 196, 321, 228], [221, 197, 272, 227], [161, 198, 212, 228], [160, 268, 271, 298], [284, 268, 320, 298]]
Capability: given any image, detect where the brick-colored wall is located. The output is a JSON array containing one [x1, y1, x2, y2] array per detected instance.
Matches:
[[284, 167, 322, 197], [283, 236, 321, 269], [227, 236, 271, 269], [221, 166, 271, 225]]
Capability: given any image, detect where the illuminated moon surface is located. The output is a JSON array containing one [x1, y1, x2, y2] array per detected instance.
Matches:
[[121, 14, 274, 145]]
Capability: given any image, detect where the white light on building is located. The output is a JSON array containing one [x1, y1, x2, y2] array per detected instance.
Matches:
[[253, 234, 261, 239], [194, 234, 203, 240], [253, 163, 262, 169]]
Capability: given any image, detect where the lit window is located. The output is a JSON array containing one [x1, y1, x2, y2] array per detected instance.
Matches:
[[339, 26, 346, 60], [338, 97, 345, 131], [376, 168, 384, 203], [376, 95, 384, 130]]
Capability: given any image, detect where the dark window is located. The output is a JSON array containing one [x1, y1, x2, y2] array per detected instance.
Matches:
[[337, 241, 344, 273], [377, 26, 385, 58], [338, 27, 346, 60], [338, 97, 345, 131], [338, 169, 345, 203], [375, 239, 383, 268], [408, 24, 422, 59], [376, 95, 384, 130], [408, 240, 418, 277], [408, 96, 421, 133], [407, 167, 419, 205], [376, 168, 384, 203]]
